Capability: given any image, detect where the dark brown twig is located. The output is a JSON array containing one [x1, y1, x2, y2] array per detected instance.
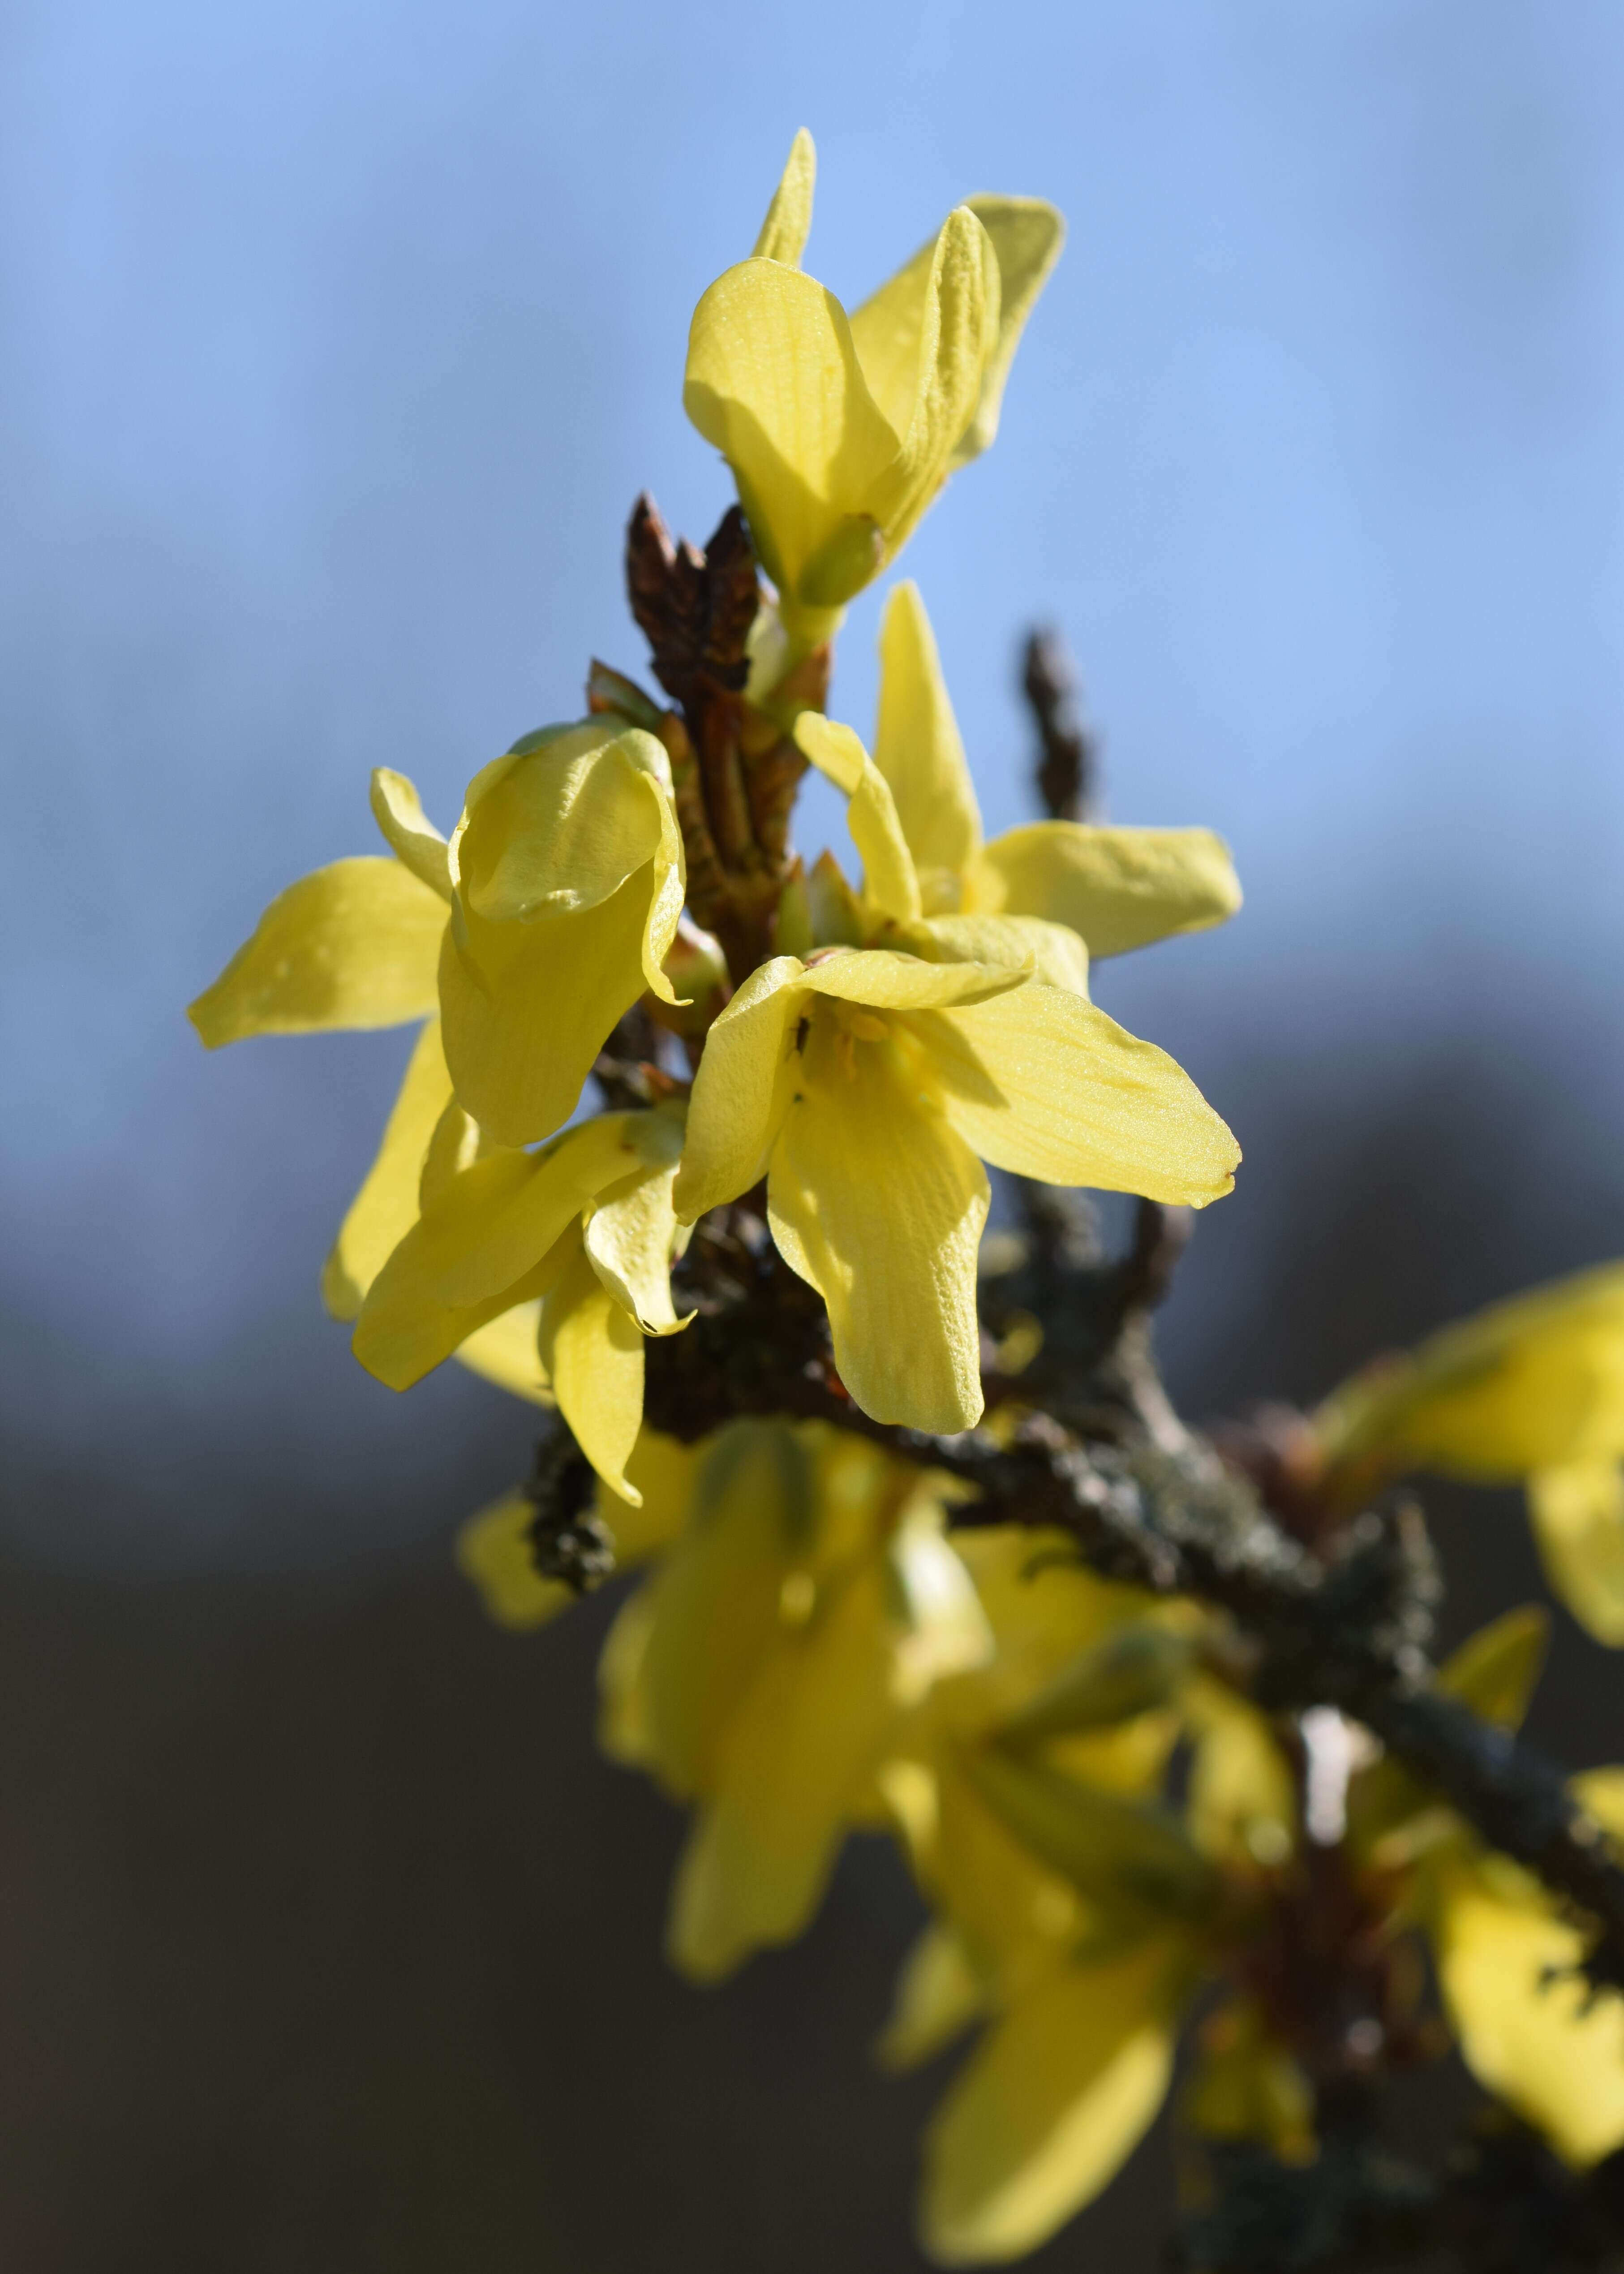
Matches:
[[1023, 625, 1099, 822]]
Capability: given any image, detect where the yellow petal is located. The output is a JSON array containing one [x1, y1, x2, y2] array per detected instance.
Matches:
[[1434, 1857, 1624, 2168], [1438, 1604, 1551, 1727], [539, 1234, 645, 1501], [909, 911, 1087, 996], [794, 712, 923, 921], [438, 874, 654, 1147], [622, 1421, 805, 1795], [849, 209, 997, 479], [321, 1017, 453, 1320], [874, 581, 983, 885], [454, 722, 671, 922], [455, 1489, 576, 1630], [418, 1092, 490, 1206], [1529, 1462, 1624, 1645], [801, 945, 1029, 1012], [949, 198, 1065, 468], [667, 1558, 898, 1981], [188, 857, 444, 1047], [1314, 1261, 1624, 1487], [752, 127, 815, 265], [597, 1427, 703, 1564], [891, 1515, 997, 1701], [352, 1117, 644, 1387], [598, 1583, 661, 1766], [369, 768, 452, 901], [584, 1162, 690, 1335], [412, 1116, 643, 1306], [768, 1009, 990, 1431], [684, 258, 900, 602], [455, 1302, 551, 1404], [1184, 1680, 1297, 1870], [875, 1922, 988, 2075], [967, 823, 1242, 959], [919, 1937, 1184, 2265], [917, 983, 1240, 1203], [866, 207, 999, 556], [671, 956, 808, 1223]]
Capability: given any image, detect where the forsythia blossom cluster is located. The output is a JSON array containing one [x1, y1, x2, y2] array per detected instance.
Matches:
[[191, 129, 1624, 2265], [189, 129, 1241, 1477]]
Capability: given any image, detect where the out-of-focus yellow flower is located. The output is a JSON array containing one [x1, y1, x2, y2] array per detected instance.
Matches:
[[684, 131, 1063, 658], [875, 1539, 1219, 2264], [872, 581, 1242, 952], [188, 769, 552, 1402], [673, 728, 1238, 1433], [1344, 1606, 1624, 2171], [354, 1103, 691, 1499], [438, 719, 686, 1146], [599, 1418, 992, 1981], [1313, 1262, 1624, 1644]]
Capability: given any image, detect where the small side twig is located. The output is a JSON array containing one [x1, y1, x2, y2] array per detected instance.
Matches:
[[1023, 625, 1099, 822]]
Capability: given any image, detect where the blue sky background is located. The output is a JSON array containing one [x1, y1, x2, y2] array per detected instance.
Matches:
[[4, 0, 1622, 1570]]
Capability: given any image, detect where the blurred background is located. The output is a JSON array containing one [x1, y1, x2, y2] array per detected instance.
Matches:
[[2, 0, 1622, 2264]]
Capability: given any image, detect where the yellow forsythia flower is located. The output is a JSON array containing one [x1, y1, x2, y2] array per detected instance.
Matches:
[[598, 1419, 992, 1981], [188, 768, 550, 1400], [685, 131, 1063, 657], [873, 581, 1242, 952], [438, 718, 686, 1146], [1313, 1261, 1624, 1643], [875, 1538, 1215, 2263], [673, 719, 1238, 1433], [353, 1103, 691, 1499]]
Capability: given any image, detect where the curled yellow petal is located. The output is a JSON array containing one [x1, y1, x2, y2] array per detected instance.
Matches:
[[455, 722, 670, 922], [539, 1235, 645, 1502], [439, 877, 654, 1148], [369, 768, 452, 901], [949, 197, 1065, 467], [189, 857, 444, 1047], [752, 126, 815, 266], [583, 1161, 690, 1336], [868, 207, 998, 556], [794, 712, 922, 921]]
